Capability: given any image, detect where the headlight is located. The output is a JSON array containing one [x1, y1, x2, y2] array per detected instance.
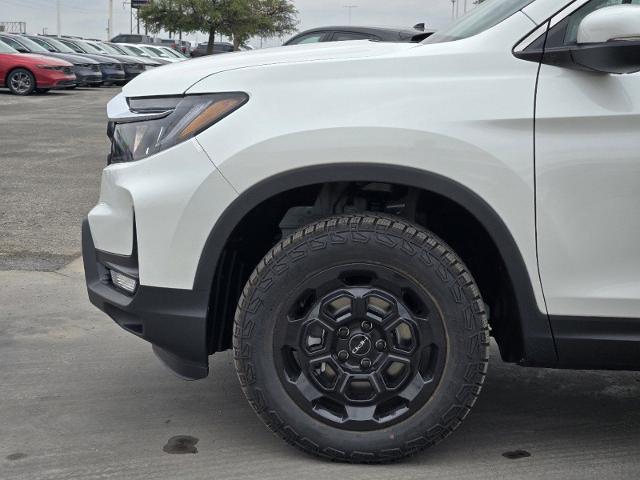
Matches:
[[37, 65, 64, 71], [107, 92, 248, 164]]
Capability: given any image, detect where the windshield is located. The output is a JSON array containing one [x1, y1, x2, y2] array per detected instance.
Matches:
[[9, 36, 49, 53], [139, 46, 164, 57], [0, 42, 17, 53], [35, 37, 74, 53], [425, 0, 535, 43], [141, 45, 163, 56], [162, 47, 185, 58], [76, 40, 103, 53], [124, 45, 146, 56], [100, 43, 123, 55], [57, 38, 87, 53], [106, 43, 127, 54]]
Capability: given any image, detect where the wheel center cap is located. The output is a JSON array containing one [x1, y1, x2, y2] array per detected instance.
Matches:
[[349, 334, 372, 356]]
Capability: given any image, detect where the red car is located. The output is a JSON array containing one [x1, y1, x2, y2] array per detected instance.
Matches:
[[0, 41, 76, 95]]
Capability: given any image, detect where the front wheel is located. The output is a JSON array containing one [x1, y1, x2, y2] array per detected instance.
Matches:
[[233, 214, 489, 462], [7, 69, 36, 96]]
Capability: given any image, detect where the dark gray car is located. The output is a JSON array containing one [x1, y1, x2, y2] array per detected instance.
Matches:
[[24, 35, 126, 85], [284, 26, 434, 46], [55, 38, 146, 85]]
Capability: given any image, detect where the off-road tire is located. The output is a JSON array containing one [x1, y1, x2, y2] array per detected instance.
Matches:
[[233, 214, 489, 463]]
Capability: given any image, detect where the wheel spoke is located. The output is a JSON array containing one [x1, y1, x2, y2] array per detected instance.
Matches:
[[397, 372, 433, 402], [293, 373, 323, 402], [351, 294, 367, 319], [283, 319, 304, 347], [345, 404, 377, 422]]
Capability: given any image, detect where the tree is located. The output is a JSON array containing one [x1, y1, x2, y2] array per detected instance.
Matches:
[[140, 0, 298, 54], [139, 0, 196, 39], [221, 0, 298, 50]]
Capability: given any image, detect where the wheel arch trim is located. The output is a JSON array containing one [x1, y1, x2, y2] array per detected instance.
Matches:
[[195, 163, 558, 364]]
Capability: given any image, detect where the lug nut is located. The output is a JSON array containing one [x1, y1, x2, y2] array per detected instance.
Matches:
[[361, 321, 373, 332], [337, 350, 349, 362], [337, 327, 350, 338], [360, 358, 372, 370], [375, 339, 387, 351]]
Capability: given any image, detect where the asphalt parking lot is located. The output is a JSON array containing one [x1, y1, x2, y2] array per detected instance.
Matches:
[[0, 88, 110, 271], [2, 89, 640, 479]]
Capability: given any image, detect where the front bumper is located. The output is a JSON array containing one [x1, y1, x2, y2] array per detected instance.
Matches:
[[38, 72, 77, 88], [123, 66, 145, 81], [75, 67, 103, 85], [82, 219, 210, 380], [101, 68, 126, 83], [53, 78, 77, 88]]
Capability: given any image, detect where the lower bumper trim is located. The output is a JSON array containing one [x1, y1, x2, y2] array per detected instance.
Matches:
[[82, 219, 210, 380], [153, 345, 209, 380]]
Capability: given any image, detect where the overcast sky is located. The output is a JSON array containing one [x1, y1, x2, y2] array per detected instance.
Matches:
[[1, 0, 469, 47]]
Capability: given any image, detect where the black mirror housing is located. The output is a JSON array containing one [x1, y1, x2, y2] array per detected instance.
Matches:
[[515, 40, 640, 75]]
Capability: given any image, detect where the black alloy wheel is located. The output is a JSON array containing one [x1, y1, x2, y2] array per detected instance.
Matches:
[[275, 263, 447, 430]]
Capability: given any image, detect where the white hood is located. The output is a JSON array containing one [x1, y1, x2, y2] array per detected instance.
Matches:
[[122, 40, 416, 97]]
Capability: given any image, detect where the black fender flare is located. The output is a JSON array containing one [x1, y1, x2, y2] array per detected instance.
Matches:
[[195, 163, 557, 365]]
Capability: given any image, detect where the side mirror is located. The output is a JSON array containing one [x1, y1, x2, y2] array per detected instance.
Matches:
[[515, 5, 640, 75], [571, 5, 640, 74]]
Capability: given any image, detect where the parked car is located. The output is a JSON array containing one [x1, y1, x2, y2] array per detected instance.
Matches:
[[111, 43, 172, 65], [83, 0, 640, 464], [0, 42, 75, 95], [284, 25, 434, 45], [110, 34, 154, 44], [190, 41, 242, 57], [0, 34, 102, 87], [55, 38, 147, 84], [24, 35, 125, 85]]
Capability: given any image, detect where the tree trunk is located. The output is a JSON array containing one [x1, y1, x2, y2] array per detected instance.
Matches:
[[207, 26, 216, 55], [233, 35, 241, 51]]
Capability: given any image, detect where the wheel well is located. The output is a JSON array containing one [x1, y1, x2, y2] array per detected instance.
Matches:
[[207, 180, 525, 363]]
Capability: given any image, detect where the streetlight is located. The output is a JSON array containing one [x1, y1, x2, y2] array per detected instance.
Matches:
[[344, 5, 358, 25]]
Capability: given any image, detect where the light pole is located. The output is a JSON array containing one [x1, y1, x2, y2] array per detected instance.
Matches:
[[344, 5, 358, 25], [108, 0, 113, 40], [56, 0, 61, 37]]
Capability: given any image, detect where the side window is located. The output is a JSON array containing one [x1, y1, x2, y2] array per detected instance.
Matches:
[[288, 32, 326, 45], [331, 32, 376, 42], [563, 0, 640, 44]]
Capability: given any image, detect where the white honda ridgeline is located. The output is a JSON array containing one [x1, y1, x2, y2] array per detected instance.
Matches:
[[83, 0, 640, 462]]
